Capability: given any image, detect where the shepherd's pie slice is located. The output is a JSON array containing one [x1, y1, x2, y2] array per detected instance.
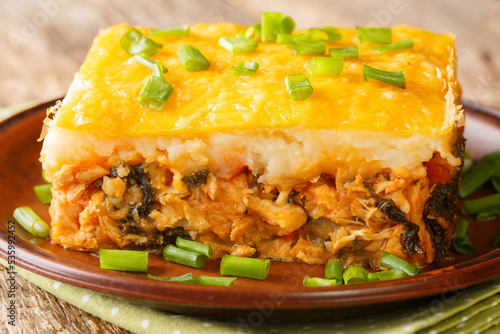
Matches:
[[40, 21, 464, 269]]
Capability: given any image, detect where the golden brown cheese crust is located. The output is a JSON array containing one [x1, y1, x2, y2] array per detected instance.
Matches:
[[49, 23, 461, 136]]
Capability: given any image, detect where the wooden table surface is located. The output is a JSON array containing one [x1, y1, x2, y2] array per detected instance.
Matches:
[[1, 1, 499, 333]]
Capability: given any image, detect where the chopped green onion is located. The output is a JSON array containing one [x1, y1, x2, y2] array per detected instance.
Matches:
[[380, 251, 421, 275], [176, 236, 213, 259], [277, 16, 295, 34], [219, 36, 258, 54], [285, 74, 313, 101], [194, 275, 237, 287], [306, 56, 343, 75], [462, 193, 500, 216], [476, 208, 500, 222], [492, 177, 500, 193], [276, 32, 310, 44], [230, 61, 260, 78], [303, 276, 340, 287], [134, 54, 168, 73], [309, 27, 342, 42], [459, 149, 500, 198], [177, 44, 210, 71], [13, 206, 50, 238], [494, 234, 500, 247], [452, 218, 476, 254], [42, 169, 49, 183], [319, 27, 342, 42], [147, 273, 195, 282], [120, 28, 163, 56], [459, 162, 496, 198], [244, 23, 262, 41], [99, 249, 148, 272], [309, 29, 326, 42], [220, 254, 270, 280], [137, 75, 173, 110], [150, 24, 190, 37], [163, 244, 207, 269], [324, 261, 343, 284], [288, 41, 326, 55], [372, 38, 414, 53], [261, 12, 284, 42], [329, 46, 358, 59], [363, 64, 406, 89], [367, 269, 407, 282], [34, 184, 52, 204], [343, 266, 369, 284], [356, 26, 392, 44], [462, 150, 474, 174]]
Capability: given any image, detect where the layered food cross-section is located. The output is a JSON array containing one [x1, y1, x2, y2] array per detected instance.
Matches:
[[40, 21, 464, 269]]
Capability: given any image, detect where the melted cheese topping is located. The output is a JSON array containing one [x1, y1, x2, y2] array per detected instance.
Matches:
[[51, 23, 460, 137]]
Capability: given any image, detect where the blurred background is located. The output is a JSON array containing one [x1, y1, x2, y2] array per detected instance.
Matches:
[[0, 0, 499, 110]]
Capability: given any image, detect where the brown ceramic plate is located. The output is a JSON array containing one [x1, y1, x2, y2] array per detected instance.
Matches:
[[1, 99, 500, 320]]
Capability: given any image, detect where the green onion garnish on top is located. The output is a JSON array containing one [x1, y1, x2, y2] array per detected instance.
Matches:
[[176, 236, 213, 259], [99, 249, 148, 272], [243, 23, 262, 42], [134, 54, 168, 73], [380, 251, 421, 276], [220, 254, 270, 280], [150, 24, 190, 37], [219, 36, 258, 54], [309, 27, 342, 42], [306, 56, 344, 75], [230, 61, 260, 78], [177, 44, 210, 71], [288, 41, 326, 55], [363, 64, 406, 89], [372, 38, 414, 53], [356, 26, 392, 44], [324, 260, 344, 284], [276, 32, 310, 44], [13, 206, 50, 238], [276, 16, 295, 34], [343, 266, 369, 284], [137, 67, 173, 110], [163, 244, 207, 269], [285, 74, 313, 101], [261, 12, 285, 42], [34, 184, 53, 204], [120, 28, 163, 56], [452, 218, 476, 255], [329, 46, 359, 58]]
